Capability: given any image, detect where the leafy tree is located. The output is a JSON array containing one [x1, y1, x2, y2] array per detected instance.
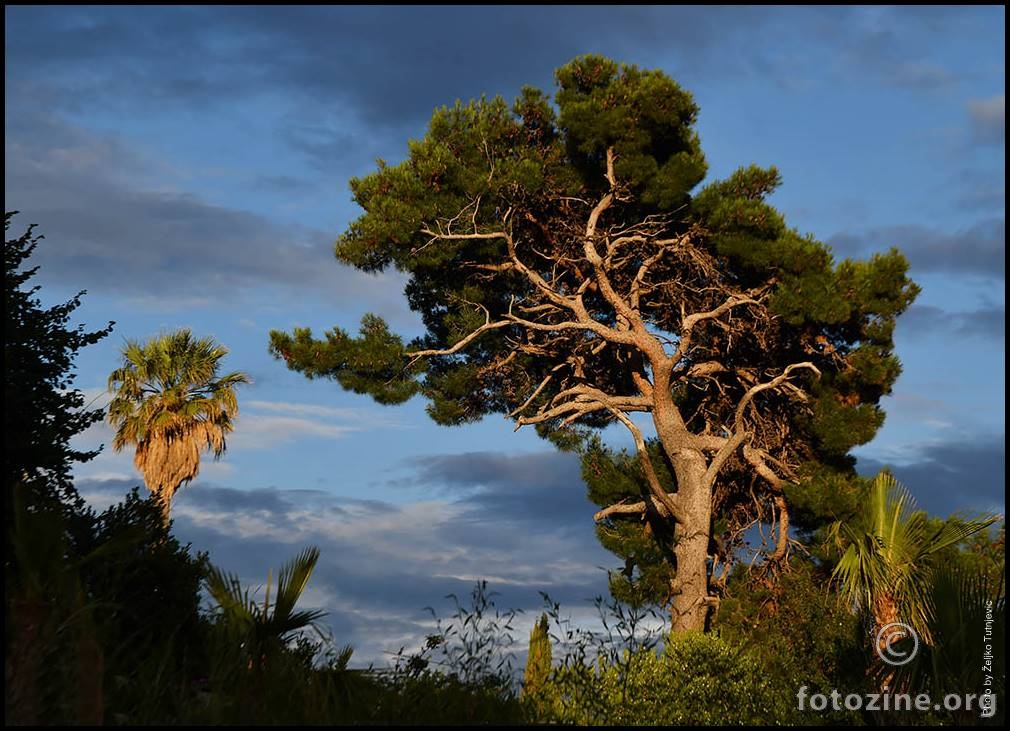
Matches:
[[829, 471, 998, 674], [107, 329, 250, 524], [270, 56, 918, 631], [3, 212, 113, 525], [522, 612, 552, 698], [5, 211, 111, 722]]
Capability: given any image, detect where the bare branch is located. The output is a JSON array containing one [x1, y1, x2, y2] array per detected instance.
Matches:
[[594, 500, 647, 522], [734, 362, 821, 431], [673, 296, 762, 365], [508, 373, 554, 418], [503, 311, 637, 346], [406, 320, 512, 362], [606, 406, 683, 523], [702, 429, 749, 489], [515, 387, 651, 428], [686, 361, 727, 378], [770, 493, 790, 564]]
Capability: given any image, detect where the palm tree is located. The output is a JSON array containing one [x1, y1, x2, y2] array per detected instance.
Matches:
[[893, 564, 1005, 723], [107, 329, 250, 524], [830, 471, 998, 675], [204, 546, 330, 667]]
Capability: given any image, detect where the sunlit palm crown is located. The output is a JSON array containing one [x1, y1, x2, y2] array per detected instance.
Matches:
[[107, 329, 250, 514], [831, 471, 998, 642]]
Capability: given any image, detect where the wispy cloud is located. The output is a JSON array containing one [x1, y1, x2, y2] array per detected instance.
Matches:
[[228, 399, 408, 450], [245, 399, 405, 425], [856, 435, 1006, 517], [76, 475, 616, 666], [968, 94, 1005, 145], [829, 219, 1005, 280]]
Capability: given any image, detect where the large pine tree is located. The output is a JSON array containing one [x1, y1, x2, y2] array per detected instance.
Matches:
[[270, 56, 918, 631]]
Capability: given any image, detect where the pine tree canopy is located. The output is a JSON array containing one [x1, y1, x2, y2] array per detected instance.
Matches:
[[270, 56, 918, 627]]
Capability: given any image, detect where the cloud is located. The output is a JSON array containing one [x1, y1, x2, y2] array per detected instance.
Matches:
[[245, 399, 395, 422], [898, 304, 1005, 340], [856, 436, 1005, 517], [407, 450, 598, 534], [4, 112, 409, 312], [227, 400, 407, 450], [968, 94, 1005, 145], [829, 219, 1005, 280], [4, 6, 772, 128], [75, 470, 618, 667]]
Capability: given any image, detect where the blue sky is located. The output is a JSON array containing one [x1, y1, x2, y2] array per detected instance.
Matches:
[[5, 6, 1004, 666]]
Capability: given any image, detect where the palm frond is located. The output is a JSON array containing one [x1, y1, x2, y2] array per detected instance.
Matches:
[[107, 328, 249, 521], [275, 546, 322, 624]]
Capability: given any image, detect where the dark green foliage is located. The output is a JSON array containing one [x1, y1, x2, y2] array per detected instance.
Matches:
[[5, 486, 209, 725], [82, 491, 210, 724], [554, 56, 707, 208], [583, 439, 679, 606], [3, 212, 113, 523], [540, 632, 811, 725], [717, 559, 869, 723], [522, 612, 552, 700], [270, 315, 420, 406], [269, 57, 918, 624]]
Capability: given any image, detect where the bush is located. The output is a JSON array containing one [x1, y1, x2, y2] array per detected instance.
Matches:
[[540, 632, 806, 725]]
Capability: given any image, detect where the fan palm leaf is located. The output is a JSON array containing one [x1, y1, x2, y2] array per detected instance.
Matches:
[[107, 329, 249, 523], [831, 471, 998, 648]]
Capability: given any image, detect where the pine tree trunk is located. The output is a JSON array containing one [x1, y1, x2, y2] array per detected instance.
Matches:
[[652, 371, 714, 633], [668, 453, 713, 632]]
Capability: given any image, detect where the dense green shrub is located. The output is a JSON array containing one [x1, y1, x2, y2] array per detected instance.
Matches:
[[717, 560, 869, 712], [539, 632, 808, 725]]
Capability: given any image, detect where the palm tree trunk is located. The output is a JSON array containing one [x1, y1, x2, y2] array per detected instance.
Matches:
[[873, 592, 903, 694]]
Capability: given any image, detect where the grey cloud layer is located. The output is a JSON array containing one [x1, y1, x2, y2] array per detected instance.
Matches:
[[899, 304, 1005, 341], [7, 6, 992, 133], [829, 219, 1005, 280], [76, 450, 616, 667], [4, 112, 408, 311], [408, 451, 597, 532], [856, 436, 1005, 518]]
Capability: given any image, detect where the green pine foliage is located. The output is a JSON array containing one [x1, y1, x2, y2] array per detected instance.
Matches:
[[269, 57, 919, 624], [582, 439, 679, 606]]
